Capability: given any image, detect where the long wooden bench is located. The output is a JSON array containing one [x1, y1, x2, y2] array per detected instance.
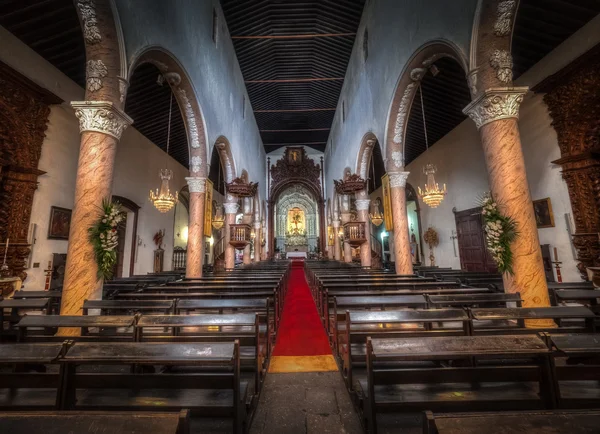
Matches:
[[362, 335, 556, 433], [0, 298, 50, 339], [82, 299, 175, 315], [427, 293, 522, 308], [16, 315, 136, 342], [58, 341, 247, 433], [342, 309, 471, 389], [0, 410, 190, 434], [422, 410, 600, 434], [12, 291, 62, 314]]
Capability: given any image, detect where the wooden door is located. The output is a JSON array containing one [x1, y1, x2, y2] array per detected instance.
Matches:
[[454, 207, 497, 272], [113, 214, 128, 278]]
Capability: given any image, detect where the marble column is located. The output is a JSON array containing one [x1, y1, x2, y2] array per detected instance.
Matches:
[[253, 222, 262, 262], [332, 220, 341, 261], [59, 102, 132, 331], [185, 177, 206, 278], [224, 200, 239, 270], [340, 211, 353, 263], [389, 171, 413, 275], [464, 87, 552, 316], [355, 191, 372, 268], [242, 197, 252, 265]]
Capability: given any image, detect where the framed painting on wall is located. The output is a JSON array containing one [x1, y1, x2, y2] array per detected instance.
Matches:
[[381, 173, 394, 231], [48, 206, 72, 240], [204, 178, 214, 237], [533, 198, 555, 228]]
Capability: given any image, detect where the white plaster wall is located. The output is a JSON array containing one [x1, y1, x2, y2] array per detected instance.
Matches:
[[323, 0, 478, 199], [173, 201, 189, 249], [116, 0, 266, 201], [406, 93, 580, 281]]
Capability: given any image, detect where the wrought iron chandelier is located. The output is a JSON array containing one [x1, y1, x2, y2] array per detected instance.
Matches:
[[416, 83, 447, 208], [212, 202, 225, 230], [150, 91, 178, 213], [369, 198, 384, 227]]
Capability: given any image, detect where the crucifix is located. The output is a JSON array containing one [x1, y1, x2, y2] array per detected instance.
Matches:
[[450, 230, 458, 257]]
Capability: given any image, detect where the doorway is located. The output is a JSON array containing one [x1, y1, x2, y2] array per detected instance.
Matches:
[[454, 207, 497, 272], [111, 196, 140, 278]]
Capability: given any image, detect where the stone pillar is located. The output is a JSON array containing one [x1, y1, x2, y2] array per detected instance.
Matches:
[[340, 211, 353, 263], [356, 193, 372, 268], [185, 177, 206, 278], [389, 171, 413, 275], [464, 87, 551, 311], [223, 200, 239, 270], [253, 222, 262, 262], [332, 220, 341, 261], [59, 102, 132, 326], [242, 197, 252, 265]]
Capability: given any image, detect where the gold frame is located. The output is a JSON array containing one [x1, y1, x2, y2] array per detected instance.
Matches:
[[204, 179, 214, 237], [381, 173, 394, 231], [533, 197, 555, 228]]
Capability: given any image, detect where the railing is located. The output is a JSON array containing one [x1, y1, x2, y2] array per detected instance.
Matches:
[[370, 234, 383, 259], [172, 247, 187, 270], [229, 224, 252, 249], [343, 221, 367, 247], [213, 236, 226, 261]]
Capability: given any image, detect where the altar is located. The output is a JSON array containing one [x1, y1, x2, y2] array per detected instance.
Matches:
[[286, 251, 307, 259]]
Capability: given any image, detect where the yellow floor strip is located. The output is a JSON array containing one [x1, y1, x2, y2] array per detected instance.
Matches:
[[269, 355, 338, 373]]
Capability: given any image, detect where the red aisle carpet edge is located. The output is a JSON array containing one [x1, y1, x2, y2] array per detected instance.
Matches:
[[272, 264, 332, 357]]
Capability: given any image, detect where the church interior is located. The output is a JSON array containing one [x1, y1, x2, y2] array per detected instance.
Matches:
[[1, 0, 600, 432]]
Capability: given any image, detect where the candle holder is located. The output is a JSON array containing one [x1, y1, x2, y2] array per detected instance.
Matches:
[[552, 260, 563, 283]]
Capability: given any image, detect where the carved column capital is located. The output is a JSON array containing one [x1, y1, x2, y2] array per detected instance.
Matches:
[[71, 101, 133, 140], [388, 171, 410, 188], [355, 199, 371, 211], [224, 202, 239, 215], [185, 177, 206, 193], [332, 220, 340, 228], [463, 87, 528, 129], [254, 221, 261, 229]]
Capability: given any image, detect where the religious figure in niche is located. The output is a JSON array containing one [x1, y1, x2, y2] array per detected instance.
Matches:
[[287, 207, 305, 236]]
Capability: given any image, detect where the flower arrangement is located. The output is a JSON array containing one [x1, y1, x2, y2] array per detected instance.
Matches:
[[88, 199, 125, 280], [481, 192, 518, 275]]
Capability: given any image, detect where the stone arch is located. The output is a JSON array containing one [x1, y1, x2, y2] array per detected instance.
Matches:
[[213, 136, 237, 184], [468, 0, 518, 97], [355, 132, 379, 179], [384, 40, 468, 172], [128, 47, 209, 178], [74, 0, 128, 107]]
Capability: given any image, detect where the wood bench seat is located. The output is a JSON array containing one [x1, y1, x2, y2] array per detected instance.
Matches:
[[361, 335, 555, 434], [82, 300, 175, 315], [0, 410, 190, 434], [427, 293, 522, 308], [16, 315, 136, 342], [422, 410, 600, 434], [1, 298, 50, 339]]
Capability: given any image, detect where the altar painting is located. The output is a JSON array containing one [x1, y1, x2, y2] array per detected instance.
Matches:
[[287, 207, 305, 235]]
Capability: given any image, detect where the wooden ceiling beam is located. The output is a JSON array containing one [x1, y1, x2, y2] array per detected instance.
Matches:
[[231, 33, 356, 40], [260, 128, 330, 132], [254, 108, 336, 113], [246, 77, 344, 83]]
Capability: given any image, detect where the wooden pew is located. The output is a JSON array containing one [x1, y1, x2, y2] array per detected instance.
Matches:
[[422, 410, 600, 434], [16, 315, 136, 342], [0, 342, 67, 409], [57, 341, 247, 433], [427, 293, 522, 308], [82, 299, 174, 315], [342, 309, 470, 390], [0, 410, 190, 434], [469, 306, 596, 334], [552, 289, 600, 314], [362, 335, 556, 434], [135, 313, 264, 394], [544, 333, 600, 408], [0, 298, 49, 340], [12, 291, 62, 314]]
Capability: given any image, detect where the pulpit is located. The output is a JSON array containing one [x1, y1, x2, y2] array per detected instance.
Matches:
[[229, 224, 252, 250], [343, 222, 367, 247]]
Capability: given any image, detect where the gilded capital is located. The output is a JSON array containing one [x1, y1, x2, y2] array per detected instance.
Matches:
[[71, 101, 133, 140], [355, 199, 371, 211], [463, 87, 528, 130]]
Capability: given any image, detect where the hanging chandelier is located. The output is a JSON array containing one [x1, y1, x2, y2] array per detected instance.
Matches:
[[369, 198, 384, 227], [416, 82, 447, 208], [418, 164, 447, 208], [150, 90, 178, 213]]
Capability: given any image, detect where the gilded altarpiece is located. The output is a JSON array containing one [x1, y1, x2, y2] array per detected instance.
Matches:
[[535, 46, 600, 279], [0, 61, 60, 281]]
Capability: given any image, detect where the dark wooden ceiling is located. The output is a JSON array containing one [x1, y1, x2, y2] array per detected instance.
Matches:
[[512, 0, 600, 79], [124, 63, 189, 169], [220, 0, 366, 153], [0, 0, 85, 88]]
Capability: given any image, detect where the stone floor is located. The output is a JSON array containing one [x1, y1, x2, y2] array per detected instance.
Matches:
[[249, 371, 363, 434]]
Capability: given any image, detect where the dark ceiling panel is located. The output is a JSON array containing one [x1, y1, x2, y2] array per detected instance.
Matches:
[[125, 63, 189, 169], [512, 0, 600, 79], [220, 0, 366, 153], [0, 0, 85, 88]]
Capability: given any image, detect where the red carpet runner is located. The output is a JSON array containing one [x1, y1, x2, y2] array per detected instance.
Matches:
[[269, 261, 337, 372]]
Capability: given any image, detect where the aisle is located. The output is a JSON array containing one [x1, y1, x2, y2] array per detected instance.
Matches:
[[269, 262, 337, 373]]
